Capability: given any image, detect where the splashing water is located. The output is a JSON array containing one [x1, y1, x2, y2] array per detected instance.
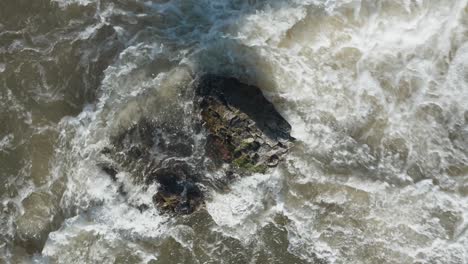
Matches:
[[1, 0, 467, 263]]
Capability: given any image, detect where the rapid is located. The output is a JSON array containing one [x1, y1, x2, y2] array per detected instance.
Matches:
[[0, 0, 467, 263]]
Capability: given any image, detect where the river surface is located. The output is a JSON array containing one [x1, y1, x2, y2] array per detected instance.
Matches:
[[1, 0, 468, 263]]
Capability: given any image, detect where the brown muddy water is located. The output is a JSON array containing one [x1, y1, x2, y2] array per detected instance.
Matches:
[[1, 0, 468, 263]]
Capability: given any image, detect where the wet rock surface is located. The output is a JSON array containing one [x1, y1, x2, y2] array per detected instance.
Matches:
[[196, 75, 293, 173], [101, 75, 293, 214]]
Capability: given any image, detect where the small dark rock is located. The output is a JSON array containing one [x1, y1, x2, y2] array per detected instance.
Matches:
[[137, 204, 150, 213], [117, 184, 127, 196], [148, 160, 203, 214], [99, 164, 118, 181]]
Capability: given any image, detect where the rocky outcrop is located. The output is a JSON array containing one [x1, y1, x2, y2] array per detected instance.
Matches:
[[196, 75, 293, 174], [102, 120, 202, 214], [101, 75, 293, 214]]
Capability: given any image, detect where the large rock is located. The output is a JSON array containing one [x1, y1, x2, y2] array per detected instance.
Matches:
[[196, 75, 293, 173], [101, 75, 293, 214]]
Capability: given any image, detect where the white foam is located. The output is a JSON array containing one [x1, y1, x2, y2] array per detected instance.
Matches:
[[35, 0, 468, 262], [0, 134, 13, 152], [206, 171, 282, 242], [52, 0, 95, 8]]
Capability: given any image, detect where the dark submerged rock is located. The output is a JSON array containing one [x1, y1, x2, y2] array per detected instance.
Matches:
[[101, 120, 202, 214], [99, 164, 118, 181], [149, 160, 203, 214], [101, 75, 293, 214]]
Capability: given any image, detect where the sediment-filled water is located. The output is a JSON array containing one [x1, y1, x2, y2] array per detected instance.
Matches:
[[1, 0, 468, 263]]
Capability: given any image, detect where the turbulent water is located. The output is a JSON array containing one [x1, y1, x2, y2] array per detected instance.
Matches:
[[1, 0, 468, 263]]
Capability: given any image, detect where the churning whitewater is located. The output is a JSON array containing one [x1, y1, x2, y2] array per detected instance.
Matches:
[[1, 0, 468, 263]]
